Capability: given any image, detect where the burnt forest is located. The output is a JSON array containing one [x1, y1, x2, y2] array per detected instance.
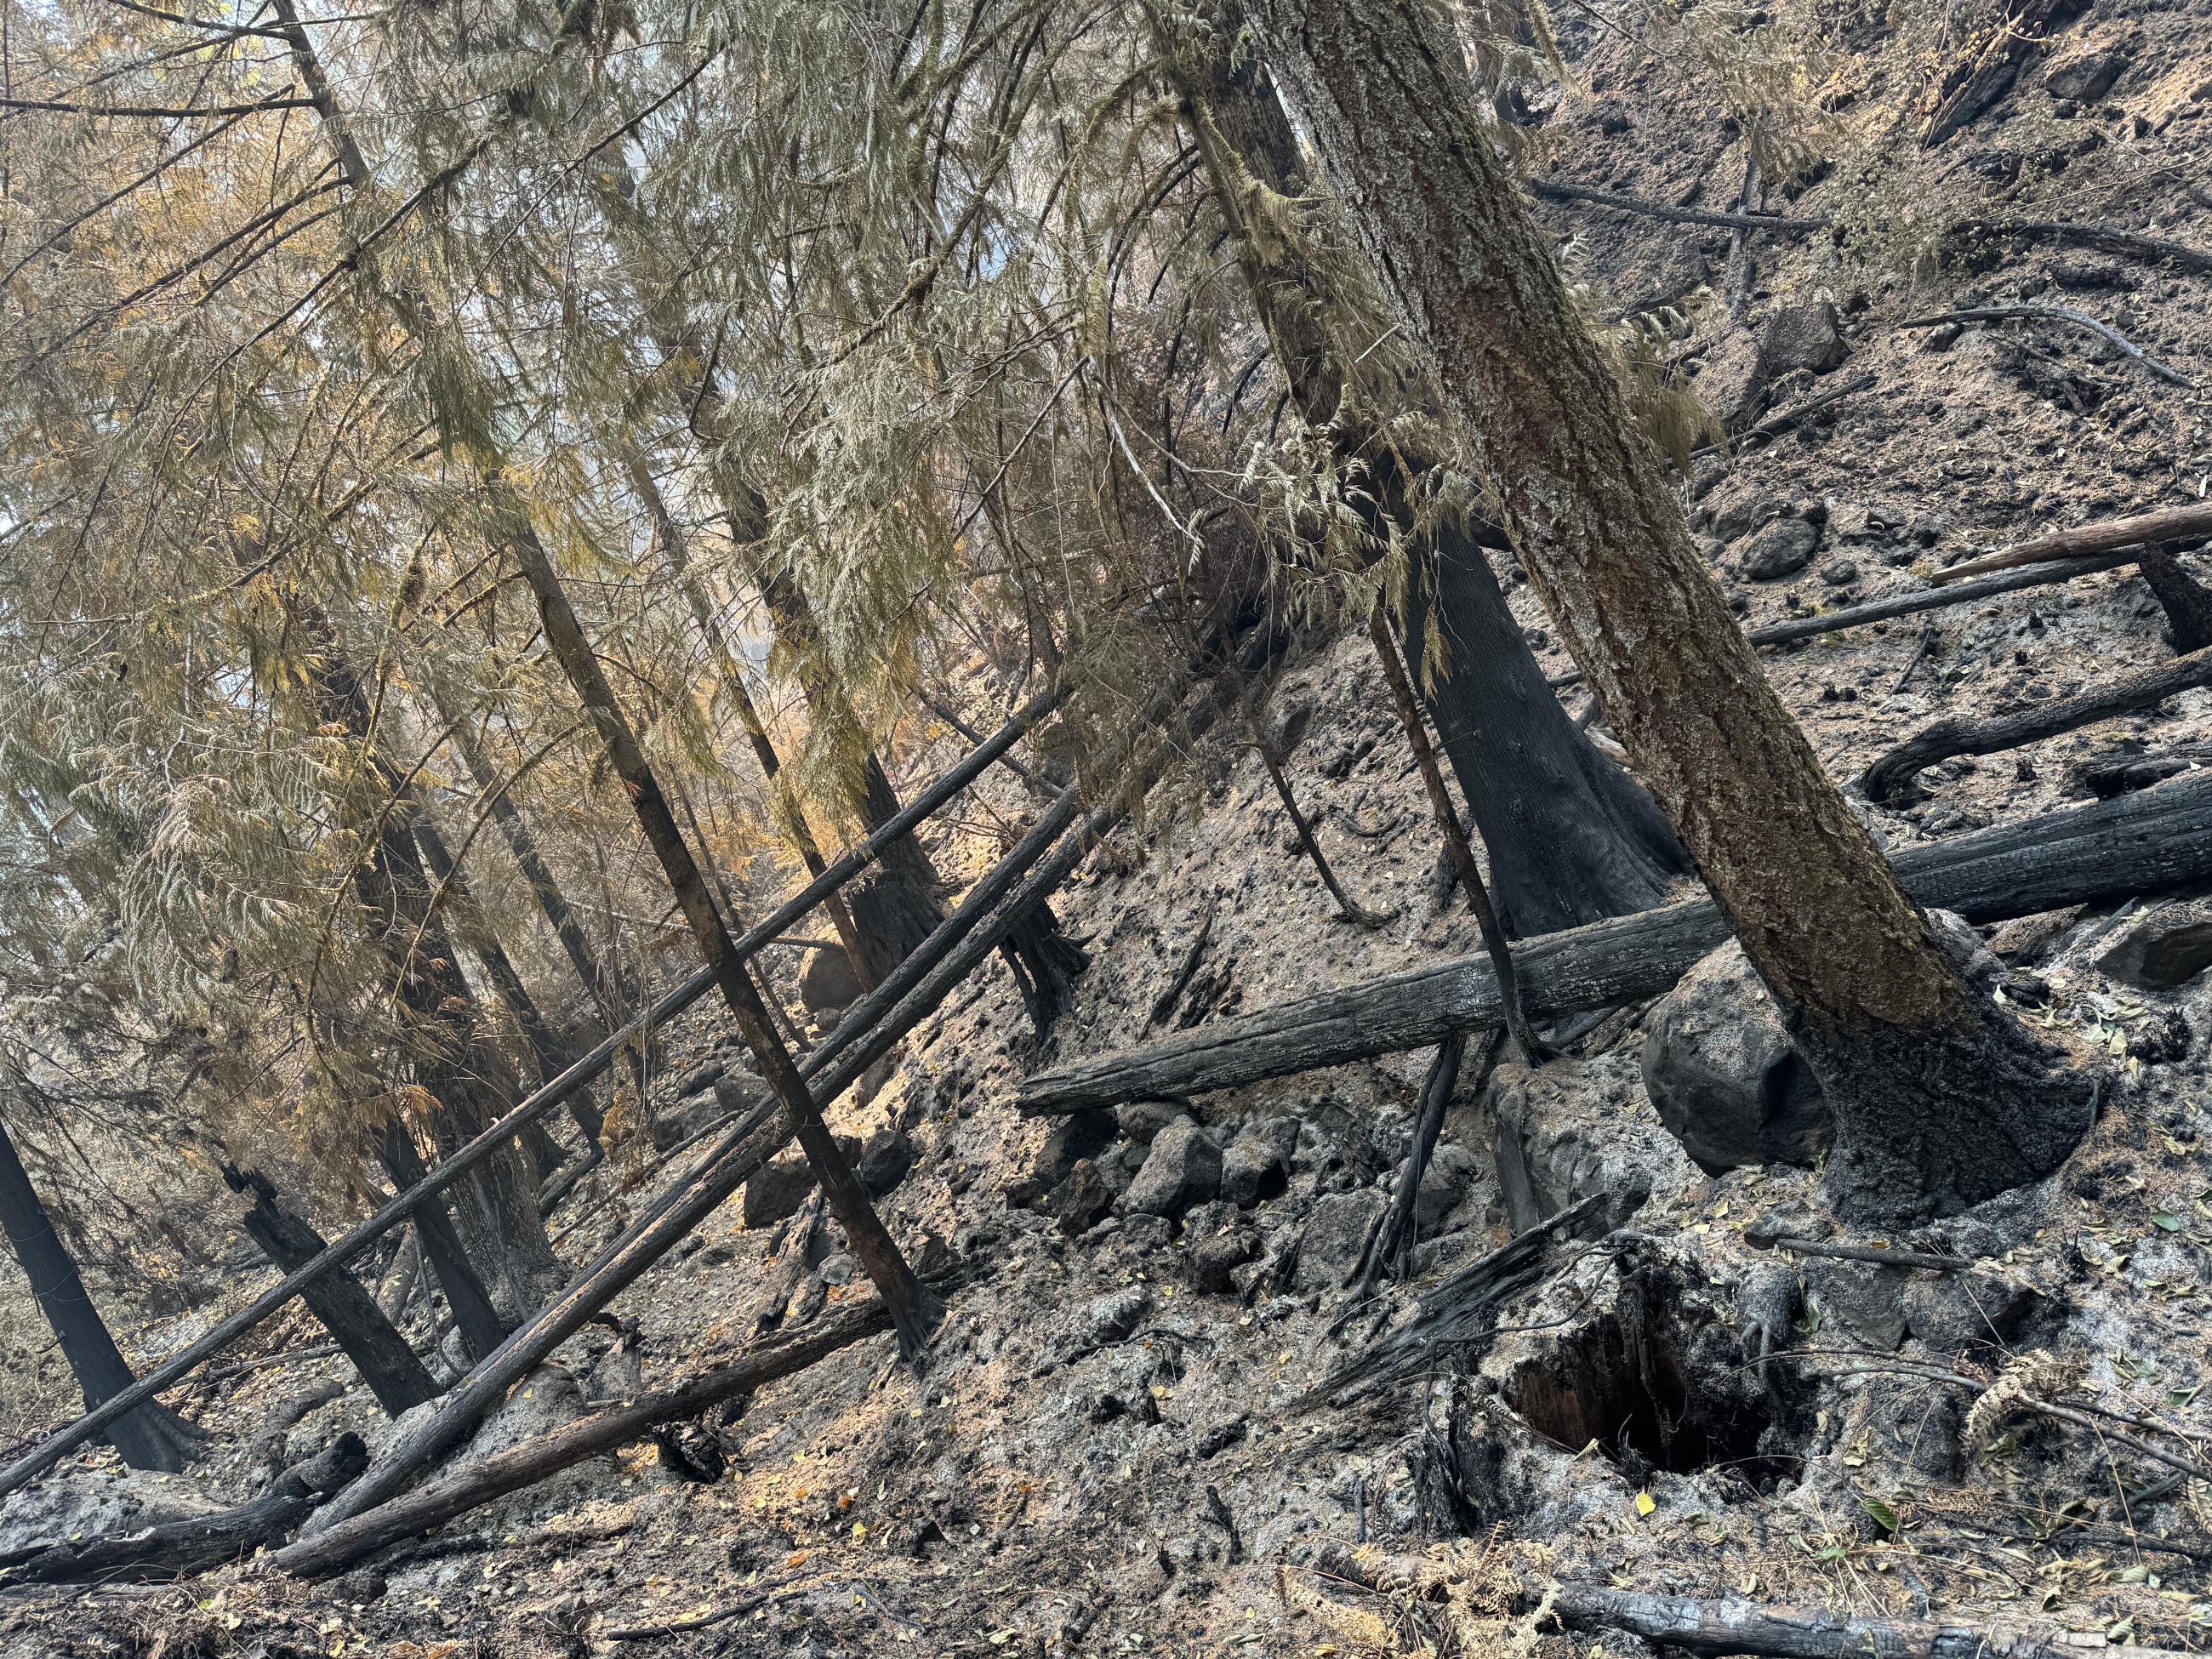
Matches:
[[0, 0, 2210, 1653]]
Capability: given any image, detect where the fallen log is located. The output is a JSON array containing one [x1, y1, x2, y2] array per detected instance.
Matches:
[[271, 1301, 893, 1576], [0, 687, 1060, 1502], [1935, 501, 2212, 584], [1, 1434, 366, 1583], [1550, 1585, 2192, 1659], [1018, 770, 2212, 1113], [1861, 646, 2212, 803]]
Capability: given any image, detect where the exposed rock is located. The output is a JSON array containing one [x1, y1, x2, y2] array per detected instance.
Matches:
[[1188, 1223, 1260, 1295], [1759, 299, 1848, 377], [1712, 491, 1788, 544], [1902, 1270, 2042, 1356], [1489, 1055, 1691, 1233], [1292, 1189, 1385, 1291], [2044, 47, 2128, 103], [675, 1060, 725, 1098], [1415, 1143, 1480, 1233], [2095, 902, 2212, 989], [741, 1137, 860, 1229], [0, 1470, 220, 1559], [799, 946, 865, 1015], [1693, 328, 1770, 429], [1122, 1115, 1221, 1219], [1820, 560, 1860, 585], [1117, 1100, 1191, 1145], [1642, 939, 1832, 1172], [1739, 516, 1820, 581], [1803, 1258, 1908, 1352], [1047, 1159, 1117, 1235], [1220, 1116, 1298, 1208], [1074, 1286, 1152, 1348], [855, 1126, 915, 1196], [1006, 1109, 1117, 1206]]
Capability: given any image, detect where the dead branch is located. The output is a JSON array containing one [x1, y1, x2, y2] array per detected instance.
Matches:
[[1764, 1237, 1970, 1272], [1901, 305, 2195, 388], [1935, 502, 2212, 584], [1860, 646, 2212, 804], [1550, 1584, 2194, 1659]]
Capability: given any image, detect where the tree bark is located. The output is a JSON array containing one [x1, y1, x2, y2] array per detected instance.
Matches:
[[2140, 551, 2212, 654], [408, 810, 575, 1179], [1159, 11, 1691, 936], [0, 1120, 198, 1472], [1018, 768, 2212, 1115], [376, 1123, 512, 1364], [219, 1166, 439, 1417], [502, 509, 935, 1356], [1242, 0, 2086, 1221]]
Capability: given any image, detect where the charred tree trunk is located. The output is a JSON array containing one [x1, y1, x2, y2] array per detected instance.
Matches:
[[2140, 552, 2212, 654], [408, 812, 573, 1181], [504, 509, 935, 1357], [219, 1166, 440, 1417], [0, 1120, 198, 1471], [377, 1123, 510, 1364], [1160, 12, 1690, 936], [436, 692, 633, 1016], [1243, 0, 2089, 1221]]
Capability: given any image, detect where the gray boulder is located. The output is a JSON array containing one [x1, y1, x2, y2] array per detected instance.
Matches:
[[1292, 1190, 1385, 1291], [1116, 1100, 1190, 1145], [1006, 1109, 1117, 1206], [1739, 517, 1820, 581], [855, 1127, 915, 1196], [1759, 299, 1848, 377], [1220, 1115, 1298, 1208], [2044, 48, 2127, 102], [1048, 1159, 1117, 1234], [741, 1136, 861, 1229], [799, 947, 864, 1016], [1490, 1055, 1690, 1232], [1415, 1143, 1480, 1233], [2095, 903, 2212, 990], [1122, 1115, 1221, 1219], [1642, 938, 1831, 1172]]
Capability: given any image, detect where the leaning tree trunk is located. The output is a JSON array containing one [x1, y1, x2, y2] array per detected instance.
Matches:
[[1159, 10, 1690, 935], [1243, 0, 2088, 1221], [502, 506, 936, 1358], [0, 1120, 199, 1470]]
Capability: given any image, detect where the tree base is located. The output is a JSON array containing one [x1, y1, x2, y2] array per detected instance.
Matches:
[[1809, 998, 2096, 1224]]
